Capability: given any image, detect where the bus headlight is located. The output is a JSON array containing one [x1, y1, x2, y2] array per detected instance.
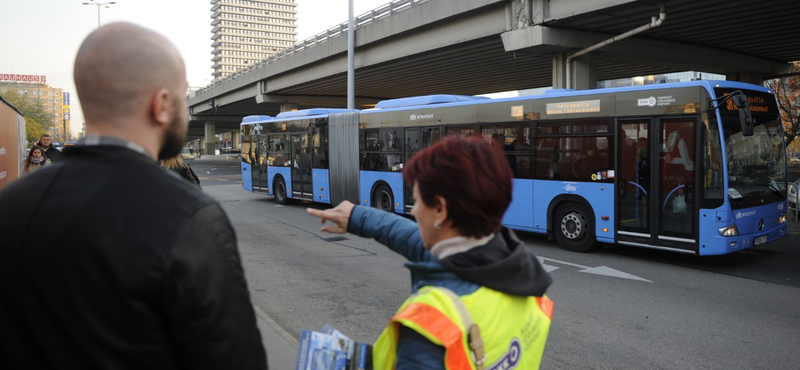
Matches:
[[718, 224, 739, 237], [779, 213, 786, 224]]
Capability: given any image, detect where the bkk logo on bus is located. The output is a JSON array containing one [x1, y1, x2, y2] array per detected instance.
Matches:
[[638, 96, 676, 107], [638, 96, 657, 107]]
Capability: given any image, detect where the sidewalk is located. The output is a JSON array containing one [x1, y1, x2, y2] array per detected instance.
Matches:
[[253, 305, 300, 369], [194, 154, 240, 161]]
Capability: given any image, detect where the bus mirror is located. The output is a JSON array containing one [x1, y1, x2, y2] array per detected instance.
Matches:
[[732, 94, 754, 137]]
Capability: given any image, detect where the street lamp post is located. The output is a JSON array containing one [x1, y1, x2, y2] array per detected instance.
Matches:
[[82, 0, 116, 28]]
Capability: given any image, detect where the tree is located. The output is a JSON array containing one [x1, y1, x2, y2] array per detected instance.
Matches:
[[764, 61, 800, 153], [0, 89, 55, 144], [25, 116, 48, 143]]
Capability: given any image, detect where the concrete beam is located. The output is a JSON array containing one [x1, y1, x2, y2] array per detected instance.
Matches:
[[502, 26, 792, 76], [189, 114, 246, 123], [190, 84, 260, 114], [264, 3, 508, 93], [255, 94, 381, 107], [513, 0, 638, 28], [547, 0, 638, 21]]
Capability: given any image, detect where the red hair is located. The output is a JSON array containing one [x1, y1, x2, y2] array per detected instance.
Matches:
[[404, 135, 513, 238]]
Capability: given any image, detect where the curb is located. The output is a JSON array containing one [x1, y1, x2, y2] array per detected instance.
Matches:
[[253, 305, 299, 369], [194, 154, 240, 161]]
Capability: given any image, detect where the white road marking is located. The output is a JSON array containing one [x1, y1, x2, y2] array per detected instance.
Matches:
[[538, 257, 653, 282]]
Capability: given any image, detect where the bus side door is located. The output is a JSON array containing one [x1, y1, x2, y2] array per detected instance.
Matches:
[[617, 117, 697, 252]]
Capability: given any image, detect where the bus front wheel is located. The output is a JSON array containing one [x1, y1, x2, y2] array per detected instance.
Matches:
[[274, 177, 289, 205], [372, 185, 394, 212], [553, 202, 598, 252]]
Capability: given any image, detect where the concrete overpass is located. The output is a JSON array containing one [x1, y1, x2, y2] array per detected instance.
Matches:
[[187, 0, 800, 154]]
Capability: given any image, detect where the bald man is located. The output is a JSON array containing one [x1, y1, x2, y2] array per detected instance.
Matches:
[[0, 23, 267, 369]]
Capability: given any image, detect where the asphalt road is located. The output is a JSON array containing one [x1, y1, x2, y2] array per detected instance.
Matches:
[[192, 158, 800, 370]]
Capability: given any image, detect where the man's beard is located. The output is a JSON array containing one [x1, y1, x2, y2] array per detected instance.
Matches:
[[158, 112, 187, 160]]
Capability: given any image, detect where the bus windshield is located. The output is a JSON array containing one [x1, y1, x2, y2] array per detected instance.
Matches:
[[723, 116, 787, 209]]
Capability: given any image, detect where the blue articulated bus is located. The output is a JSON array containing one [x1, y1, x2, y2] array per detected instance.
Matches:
[[241, 80, 789, 255]]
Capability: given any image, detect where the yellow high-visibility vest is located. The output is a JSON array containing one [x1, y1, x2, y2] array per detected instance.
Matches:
[[373, 285, 553, 370]]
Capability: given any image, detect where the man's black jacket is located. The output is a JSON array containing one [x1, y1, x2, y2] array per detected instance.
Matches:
[[43, 144, 61, 162], [0, 145, 267, 369]]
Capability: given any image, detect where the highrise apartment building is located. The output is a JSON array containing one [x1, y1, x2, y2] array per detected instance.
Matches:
[[211, 0, 298, 80], [0, 74, 71, 142]]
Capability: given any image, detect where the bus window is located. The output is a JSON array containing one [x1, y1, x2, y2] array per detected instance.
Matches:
[[701, 112, 724, 206], [405, 129, 420, 162], [360, 128, 402, 171], [573, 137, 609, 179], [535, 137, 564, 180], [421, 127, 440, 148], [482, 123, 532, 178], [445, 125, 478, 138], [268, 134, 290, 166]]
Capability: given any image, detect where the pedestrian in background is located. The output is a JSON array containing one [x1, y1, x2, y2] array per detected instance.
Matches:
[[37, 133, 62, 162], [162, 154, 200, 186], [308, 135, 553, 370], [22, 145, 51, 174], [0, 22, 266, 370]]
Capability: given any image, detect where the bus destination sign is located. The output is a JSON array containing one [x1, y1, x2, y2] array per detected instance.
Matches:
[[546, 100, 600, 115], [714, 88, 777, 115]]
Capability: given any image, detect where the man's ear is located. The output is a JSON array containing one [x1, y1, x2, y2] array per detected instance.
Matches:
[[150, 88, 172, 127]]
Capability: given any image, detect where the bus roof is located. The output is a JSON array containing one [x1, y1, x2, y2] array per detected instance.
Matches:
[[362, 80, 774, 113], [374, 94, 489, 109], [275, 108, 357, 119], [242, 115, 273, 123]]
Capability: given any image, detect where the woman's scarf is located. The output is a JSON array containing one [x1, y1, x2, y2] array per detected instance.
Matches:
[[30, 156, 44, 164]]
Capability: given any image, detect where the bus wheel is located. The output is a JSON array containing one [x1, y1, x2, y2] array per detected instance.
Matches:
[[372, 185, 394, 212], [274, 177, 289, 205], [553, 202, 597, 252]]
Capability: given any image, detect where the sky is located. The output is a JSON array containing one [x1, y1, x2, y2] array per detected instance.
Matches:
[[0, 0, 391, 137]]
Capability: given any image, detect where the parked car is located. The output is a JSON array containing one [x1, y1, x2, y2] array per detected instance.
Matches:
[[179, 148, 196, 160]]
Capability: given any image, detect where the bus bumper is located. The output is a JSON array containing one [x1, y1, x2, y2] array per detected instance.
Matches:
[[701, 224, 787, 256]]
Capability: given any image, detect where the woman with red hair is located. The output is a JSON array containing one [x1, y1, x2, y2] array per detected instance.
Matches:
[[308, 135, 553, 370]]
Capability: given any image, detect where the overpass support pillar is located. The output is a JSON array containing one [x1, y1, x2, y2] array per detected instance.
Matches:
[[280, 103, 297, 112], [552, 53, 597, 90], [204, 121, 215, 156], [232, 131, 240, 152], [726, 71, 763, 85]]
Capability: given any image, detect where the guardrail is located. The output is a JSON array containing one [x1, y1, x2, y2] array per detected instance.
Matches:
[[191, 0, 433, 98]]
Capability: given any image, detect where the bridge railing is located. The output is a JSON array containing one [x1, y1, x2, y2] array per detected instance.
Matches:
[[192, 0, 433, 98]]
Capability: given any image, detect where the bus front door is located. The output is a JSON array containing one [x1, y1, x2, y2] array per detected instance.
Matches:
[[252, 135, 268, 191], [291, 132, 313, 199], [617, 117, 697, 252]]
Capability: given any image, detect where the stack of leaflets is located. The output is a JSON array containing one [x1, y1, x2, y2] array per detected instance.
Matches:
[[295, 324, 372, 370]]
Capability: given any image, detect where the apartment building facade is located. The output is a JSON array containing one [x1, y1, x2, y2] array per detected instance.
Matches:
[[0, 74, 71, 142], [211, 0, 298, 80]]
